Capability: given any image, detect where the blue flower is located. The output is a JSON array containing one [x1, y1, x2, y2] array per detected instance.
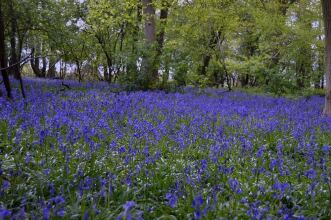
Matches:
[[53, 196, 65, 204], [0, 208, 12, 219], [43, 207, 50, 220], [322, 145, 330, 154], [304, 168, 317, 180], [166, 192, 177, 208], [56, 209, 65, 217], [123, 201, 136, 212], [2, 180, 10, 190], [256, 146, 266, 158], [192, 195, 204, 220], [228, 178, 242, 194]]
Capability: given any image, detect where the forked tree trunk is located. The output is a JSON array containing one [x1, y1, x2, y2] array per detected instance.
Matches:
[[322, 0, 331, 116]]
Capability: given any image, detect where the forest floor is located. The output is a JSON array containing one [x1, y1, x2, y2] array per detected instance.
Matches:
[[0, 78, 330, 219]]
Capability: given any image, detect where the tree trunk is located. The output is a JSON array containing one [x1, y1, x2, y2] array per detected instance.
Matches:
[[200, 31, 219, 76], [322, 0, 331, 116], [41, 54, 47, 77], [0, 1, 12, 98], [76, 61, 82, 82], [141, 0, 157, 88], [30, 47, 42, 77], [200, 55, 211, 76], [47, 54, 57, 78], [153, 0, 169, 84], [104, 64, 109, 82], [60, 60, 66, 79], [9, 1, 20, 79]]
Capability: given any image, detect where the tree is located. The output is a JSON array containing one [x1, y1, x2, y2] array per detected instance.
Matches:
[[140, 0, 157, 89], [0, 0, 12, 98], [322, 0, 331, 116]]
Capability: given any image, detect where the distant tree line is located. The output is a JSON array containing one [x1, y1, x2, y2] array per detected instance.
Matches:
[[0, 0, 330, 115]]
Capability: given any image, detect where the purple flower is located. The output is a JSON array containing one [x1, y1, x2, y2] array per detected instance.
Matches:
[[166, 192, 177, 208], [201, 159, 208, 171], [24, 154, 31, 164], [256, 146, 266, 158], [192, 195, 204, 220], [322, 145, 330, 154], [123, 201, 136, 212], [304, 168, 317, 180], [2, 180, 10, 190], [119, 146, 126, 153], [228, 178, 242, 194], [43, 207, 50, 220], [84, 211, 89, 220], [0, 208, 12, 219], [56, 209, 65, 217], [44, 169, 51, 176], [53, 196, 65, 204]]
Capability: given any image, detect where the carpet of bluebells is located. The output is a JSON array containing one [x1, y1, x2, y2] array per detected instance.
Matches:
[[0, 78, 331, 219]]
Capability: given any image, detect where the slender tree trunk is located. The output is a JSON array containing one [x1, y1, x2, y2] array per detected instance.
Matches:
[[106, 55, 112, 83], [31, 47, 42, 77], [60, 60, 66, 79], [41, 53, 47, 77], [9, 1, 20, 79], [103, 64, 109, 82], [0, 1, 12, 98], [9, 1, 26, 98], [133, 1, 142, 53], [76, 61, 82, 82], [322, 0, 331, 116], [155, 1, 168, 70], [47, 54, 57, 78]]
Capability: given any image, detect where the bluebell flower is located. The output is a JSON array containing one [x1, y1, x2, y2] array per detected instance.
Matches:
[[56, 209, 65, 217], [191, 195, 204, 220], [201, 159, 208, 171], [166, 192, 177, 208], [84, 211, 89, 220], [2, 180, 10, 190], [123, 201, 136, 212], [228, 178, 242, 194], [0, 208, 12, 219], [53, 196, 65, 204], [304, 168, 317, 180], [43, 169, 51, 176], [43, 207, 50, 220], [322, 145, 330, 154], [256, 146, 266, 158], [24, 154, 31, 164]]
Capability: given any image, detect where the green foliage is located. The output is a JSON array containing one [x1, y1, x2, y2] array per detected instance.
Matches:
[[0, 0, 327, 93]]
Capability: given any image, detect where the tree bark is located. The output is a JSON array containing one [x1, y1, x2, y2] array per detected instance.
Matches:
[[322, 0, 331, 116], [0, 1, 12, 98], [9, 1, 26, 98], [47, 55, 57, 78], [31, 43, 47, 78], [156, 1, 168, 56], [154, 1, 168, 76], [76, 60, 82, 82], [141, 0, 157, 88], [200, 31, 218, 76], [9, 1, 20, 79]]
